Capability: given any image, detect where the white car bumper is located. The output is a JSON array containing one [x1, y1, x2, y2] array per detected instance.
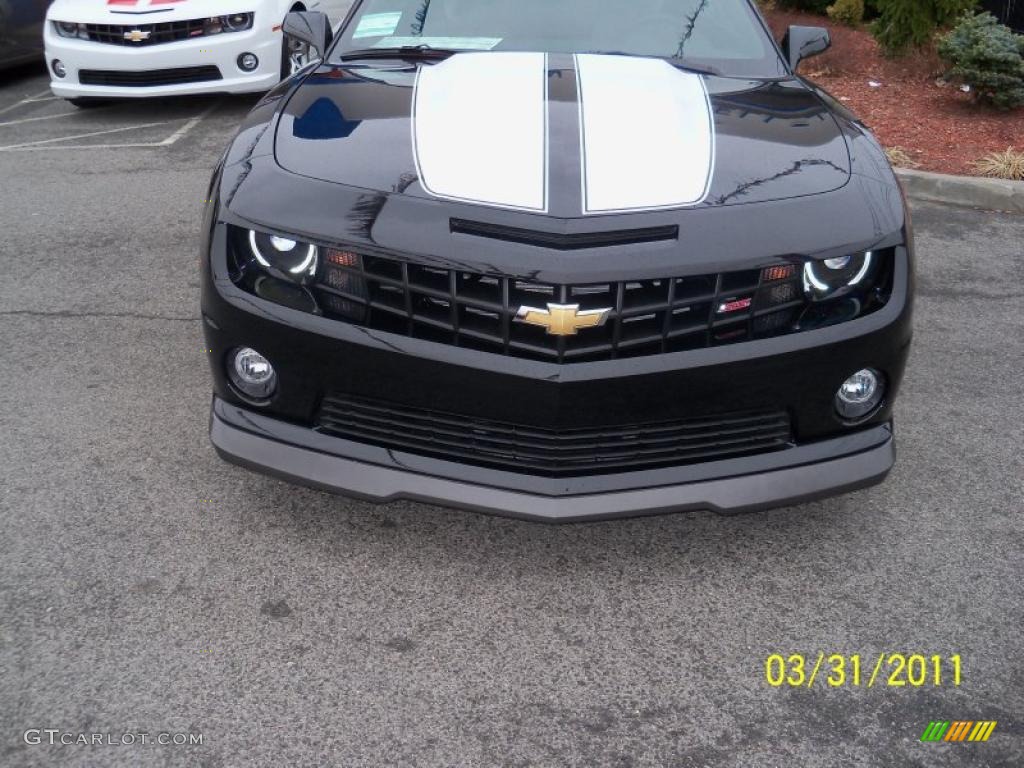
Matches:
[[44, 23, 283, 99]]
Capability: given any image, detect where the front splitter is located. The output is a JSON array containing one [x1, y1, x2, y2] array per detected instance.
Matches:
[[209, 398, 895, 522]]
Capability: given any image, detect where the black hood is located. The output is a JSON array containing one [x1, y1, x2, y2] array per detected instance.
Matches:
[[273, 54, 851, 219]]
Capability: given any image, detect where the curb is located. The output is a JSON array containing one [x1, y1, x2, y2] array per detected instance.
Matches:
[[894, 168, 1024, 214]]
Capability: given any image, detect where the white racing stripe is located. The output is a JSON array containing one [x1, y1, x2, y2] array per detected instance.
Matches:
[[576, 54, 714, 214], [413, 52, 548, 212]]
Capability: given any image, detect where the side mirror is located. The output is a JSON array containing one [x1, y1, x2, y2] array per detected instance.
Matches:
[[781, 25, 831, 71], [282, 11, 334, 59]]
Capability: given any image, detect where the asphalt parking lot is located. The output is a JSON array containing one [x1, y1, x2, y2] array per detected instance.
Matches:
[[1, 59, 1023, 767]]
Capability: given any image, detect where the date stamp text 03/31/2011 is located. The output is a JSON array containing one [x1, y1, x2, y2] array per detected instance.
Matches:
[[765, 653, 962, 689]]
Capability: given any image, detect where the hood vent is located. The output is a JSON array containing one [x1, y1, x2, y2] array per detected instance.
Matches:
[[450, 219, 678, 250]]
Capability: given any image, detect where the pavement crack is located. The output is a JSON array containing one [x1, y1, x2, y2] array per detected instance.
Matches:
[[0, 309, 195, 322]]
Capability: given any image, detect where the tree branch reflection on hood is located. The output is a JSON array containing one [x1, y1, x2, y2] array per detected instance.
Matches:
[[676, 0, 710, 59]]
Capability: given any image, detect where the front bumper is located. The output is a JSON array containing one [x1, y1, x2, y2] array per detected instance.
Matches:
[[44, 24, 281, 98], [202, 216, 913, 521], [211, 397, 896, 521]]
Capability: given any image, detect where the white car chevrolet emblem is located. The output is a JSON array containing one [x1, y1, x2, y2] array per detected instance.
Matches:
[[124, 29, 151, 43]]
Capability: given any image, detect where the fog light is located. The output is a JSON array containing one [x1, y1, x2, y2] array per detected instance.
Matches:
[[228, 347, 276, 400], [836, 368, 884, 420], [52, 60, 66, 78], [237, 53, 259, 72]]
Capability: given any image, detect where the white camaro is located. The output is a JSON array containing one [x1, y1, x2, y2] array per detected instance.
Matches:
[[44, 0, 323, 105]]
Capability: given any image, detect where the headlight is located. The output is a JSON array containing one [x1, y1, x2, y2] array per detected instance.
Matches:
[[228, 226, 369, 321], [802, 251, 875, 301], [205, 13, 254, 35], [244, 229, 319, 283], [224, 13, 254, 32], [54, 21, 88, 39]]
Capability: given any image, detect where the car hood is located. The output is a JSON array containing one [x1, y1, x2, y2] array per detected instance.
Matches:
[[274, 53, 852, 217], [46, 0, 245, 24]]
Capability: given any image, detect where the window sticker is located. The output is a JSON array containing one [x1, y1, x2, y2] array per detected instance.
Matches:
[[372, 36, 503, 51], [353, 12, 403, 38]]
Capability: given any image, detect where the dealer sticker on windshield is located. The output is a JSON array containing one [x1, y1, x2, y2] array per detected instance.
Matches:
[[353, 12, 403, 38], [372, 36, 503, 51]]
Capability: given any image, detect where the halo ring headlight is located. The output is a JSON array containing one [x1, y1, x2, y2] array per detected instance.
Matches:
[[803, 251, 874, 301], [246, 229, 319, 283]]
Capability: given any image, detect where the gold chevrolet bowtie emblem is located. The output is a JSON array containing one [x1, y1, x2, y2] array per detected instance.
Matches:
[[123, 29, 151, 43], [515, 303, 612, 336]]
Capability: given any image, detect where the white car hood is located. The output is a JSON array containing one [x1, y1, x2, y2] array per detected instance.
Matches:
[[47, 0, 263, 25]]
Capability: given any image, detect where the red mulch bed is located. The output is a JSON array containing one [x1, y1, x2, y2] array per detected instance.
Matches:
[[764, 8, 1022, 176]]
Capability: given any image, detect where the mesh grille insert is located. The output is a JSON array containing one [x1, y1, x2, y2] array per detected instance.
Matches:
[[317, 394, 794, 477]]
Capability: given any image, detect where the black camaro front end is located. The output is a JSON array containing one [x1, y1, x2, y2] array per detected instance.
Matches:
[[201, 0, 913, 521]]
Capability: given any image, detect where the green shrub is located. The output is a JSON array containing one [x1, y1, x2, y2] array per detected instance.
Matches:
[[872, 0, 977, 55], [938, 12, 1024, 109], [827, 0, 865, 25]]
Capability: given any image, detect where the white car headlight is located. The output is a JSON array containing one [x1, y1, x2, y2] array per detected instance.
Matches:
[[224, 13, 255, 32], [204, 13, 254, 35], [54, 21, 89, 40]]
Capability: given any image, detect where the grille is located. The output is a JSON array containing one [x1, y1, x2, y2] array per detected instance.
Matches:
[[314, 253, 806, 363], [228, 226, 892, 365], [84, 19, 210, 46], [79, 66, 222, 87], [317, 395, 794, 476]]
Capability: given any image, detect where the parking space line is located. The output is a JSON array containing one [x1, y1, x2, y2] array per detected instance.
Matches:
[[0, 123, 168, 151], [0, 100, 220, 152], [157, 101, 220, 146], [0, 89, 53, 116], [0, 112, 78, 128]]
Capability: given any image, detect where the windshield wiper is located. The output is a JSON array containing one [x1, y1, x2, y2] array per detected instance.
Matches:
[[339, 45, 458, 62], [581, 51, 719, 76]]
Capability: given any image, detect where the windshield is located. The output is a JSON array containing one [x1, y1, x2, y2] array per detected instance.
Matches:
[[332, 0, 786, 78]]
